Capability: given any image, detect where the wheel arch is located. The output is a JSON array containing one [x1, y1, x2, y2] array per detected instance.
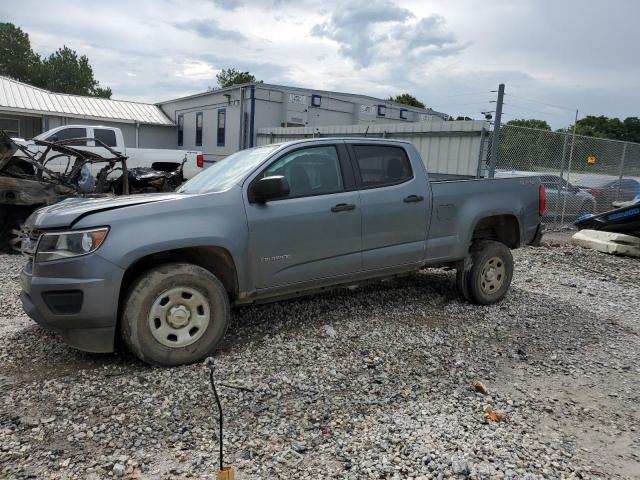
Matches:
[[118, 245, 239, 318], [470, 214, 520, 249]]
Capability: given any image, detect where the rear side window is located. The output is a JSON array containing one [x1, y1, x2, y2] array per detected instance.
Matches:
[[94, 129, 117, 147], [49, 127, 87, 146], [352, 145, 412, 188]]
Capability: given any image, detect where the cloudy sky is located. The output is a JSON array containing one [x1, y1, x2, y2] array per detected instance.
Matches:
[[2, 0, 638, 128]]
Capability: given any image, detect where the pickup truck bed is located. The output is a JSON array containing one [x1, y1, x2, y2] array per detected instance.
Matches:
[[426, 177, 541, 263], [19, 137, 543, 365]]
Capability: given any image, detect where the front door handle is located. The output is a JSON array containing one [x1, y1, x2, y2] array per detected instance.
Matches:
[[331, 203, 356, 212], [403, 195, 424, 203]]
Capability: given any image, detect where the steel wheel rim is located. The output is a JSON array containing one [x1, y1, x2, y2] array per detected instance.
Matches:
[[9, 223, 29, 252], [480, 256, 505, 295], [148, 287, 210, 348]]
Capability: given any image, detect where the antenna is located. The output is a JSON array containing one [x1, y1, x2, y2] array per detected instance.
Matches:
[[206, 357, 236, 480]]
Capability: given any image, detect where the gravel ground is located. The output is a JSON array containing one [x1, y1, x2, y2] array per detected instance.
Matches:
[[0, 240, 639, 479]]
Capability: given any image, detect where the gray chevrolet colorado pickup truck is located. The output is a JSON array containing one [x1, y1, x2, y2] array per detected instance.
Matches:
[[19, 138, 544, 365]]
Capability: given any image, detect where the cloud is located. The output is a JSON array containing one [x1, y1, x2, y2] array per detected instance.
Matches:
[[400, 15, 458, 52], [1, 0, 639, 128], [311, 1, 463, 68], [212, 0, 242, 10], [311, 0, 413, 67], [175, 60, 217, 81], [174, 18, 245, 41]]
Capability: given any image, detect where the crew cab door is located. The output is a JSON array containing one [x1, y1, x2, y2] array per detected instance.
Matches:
[[348, 143, 430, 270], [245, 143, 362, 289]]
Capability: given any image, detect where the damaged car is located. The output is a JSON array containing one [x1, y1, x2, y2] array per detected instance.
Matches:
[[0, 130, 187, 252]]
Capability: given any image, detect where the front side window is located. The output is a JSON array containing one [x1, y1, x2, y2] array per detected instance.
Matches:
[[177, 114, 184, 147], [352, 145, 412, 188], [217, 109, 226, 147], [94, 128, 117, 147], [263, 146, 343, 198], [195, 112, 203, 146], [49, 127, 88, 146]]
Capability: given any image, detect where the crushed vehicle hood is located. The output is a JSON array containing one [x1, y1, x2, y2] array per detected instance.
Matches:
[[26, 192, 185, 229]]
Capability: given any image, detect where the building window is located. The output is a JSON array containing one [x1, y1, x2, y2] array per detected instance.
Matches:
[[311, 94, 322, 107], [195, 112, 203, 146], [377, 105, 386, 117], [400, 109, 408, 120], [177, 114, 184, 147], [0, 118, 19, 137], [217, 109, 226, 147]]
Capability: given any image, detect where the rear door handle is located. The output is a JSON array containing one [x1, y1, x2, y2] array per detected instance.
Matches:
[[403, 195, 424, 203], [331, 203, 356, 212]]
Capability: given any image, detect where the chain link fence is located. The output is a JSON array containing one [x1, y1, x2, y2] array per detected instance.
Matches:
[[487, 124, 640, 230]]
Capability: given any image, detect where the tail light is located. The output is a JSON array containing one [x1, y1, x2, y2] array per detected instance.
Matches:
[[588, 188, 603, 196], [539, 185, 546, 216], [197, 154, 204, 168]]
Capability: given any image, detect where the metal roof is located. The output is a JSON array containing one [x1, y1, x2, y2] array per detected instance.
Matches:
[[0, 76, 173, 126], [158, 82, 449, 119]]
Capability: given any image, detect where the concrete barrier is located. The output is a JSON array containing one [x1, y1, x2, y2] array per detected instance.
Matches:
[[571, 229, 640, 258]]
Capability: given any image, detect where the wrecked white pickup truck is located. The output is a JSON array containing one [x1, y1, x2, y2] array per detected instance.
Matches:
[[15, 125, 204, 181]]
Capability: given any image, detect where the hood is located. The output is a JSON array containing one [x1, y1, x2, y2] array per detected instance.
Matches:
[[27, 192, 185, 229]]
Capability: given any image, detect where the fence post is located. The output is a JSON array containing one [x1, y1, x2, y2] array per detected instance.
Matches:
[[554, 135, 569, 228], [617, 142, 628, 201], [488, 83, 505, 178], [560, 109, 579, 226]]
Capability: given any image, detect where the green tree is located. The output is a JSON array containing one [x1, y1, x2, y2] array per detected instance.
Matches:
[[388, 93, 425, 109], [560, 115, 640, 142], [0, 23, 40, 84], [216, 68, 261, 88], [506, 118, 551, 130], [0, 23, 111, 98], [40, 46, 111, 98], [499, 118, 560, 171]]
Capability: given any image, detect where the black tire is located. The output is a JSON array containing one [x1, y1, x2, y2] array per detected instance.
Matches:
[[456, 240, 513, 305], [120, 262, 230, 366]]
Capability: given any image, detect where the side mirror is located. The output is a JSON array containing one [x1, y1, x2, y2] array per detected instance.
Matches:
[[49, 135, 59, 142], [250, 176, 290, 203]]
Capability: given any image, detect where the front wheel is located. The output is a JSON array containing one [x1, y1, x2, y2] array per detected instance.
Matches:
[[456, 240, 514, 305], [120, 263, 230, 366]]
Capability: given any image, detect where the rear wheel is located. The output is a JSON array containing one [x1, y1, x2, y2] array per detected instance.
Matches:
[[120, 263, 230, 366], [456, 240, 513, 305]]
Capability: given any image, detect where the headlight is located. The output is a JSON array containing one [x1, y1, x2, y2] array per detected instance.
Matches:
[[36, 227, 109, 262]]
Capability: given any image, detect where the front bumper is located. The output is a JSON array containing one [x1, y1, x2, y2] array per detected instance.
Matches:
[[20, 253, 125, 353]]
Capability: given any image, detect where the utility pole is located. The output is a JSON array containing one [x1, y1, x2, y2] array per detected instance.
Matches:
[[488, 83, 505, 177]]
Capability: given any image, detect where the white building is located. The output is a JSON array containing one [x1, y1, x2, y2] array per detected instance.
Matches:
[[0, 76, 448, 162]]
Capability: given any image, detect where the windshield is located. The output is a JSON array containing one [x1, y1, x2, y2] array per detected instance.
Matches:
[[178, 145, 279, 194]]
